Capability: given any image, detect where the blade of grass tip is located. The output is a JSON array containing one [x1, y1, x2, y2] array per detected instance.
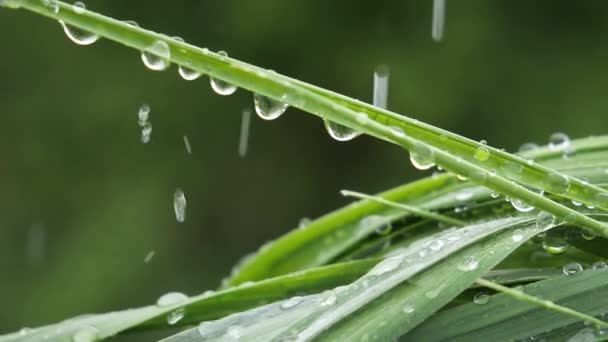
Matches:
[[340, 190, 464, 226], [8, 0, 608, 236], [475, 278, 608, 329]]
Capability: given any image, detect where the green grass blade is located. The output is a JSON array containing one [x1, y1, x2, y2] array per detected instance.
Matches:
[[7, 1, 608, 240]]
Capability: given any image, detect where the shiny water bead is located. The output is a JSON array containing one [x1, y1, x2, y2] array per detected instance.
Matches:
[[389, 125, 405, 138], [157, 292, 188, 307], [473, 292, 490, 305], [141, 40, 171, 71], [562, 262, 583, 275], [402, 302, 414, 314], [582, 229, 597, 240], [171, 37, 202, 81], [42, 0, 59, 13], [253, 93, 288, 120], [209, 51, 238, 95], [510, 198, 534, 212], [410, 143, 436, 170], [318, 290, 337, 306], [458, 256, 479, 272], [474, 146, 490, 162], [518, 142, 539, 153], [324, 120, 361, 141], [542, 172, 571, 194], [512, 229, 524, 242], [173, 188, 187, 223], [280, 296, 304, 310], [592, 261, 608, 269], [59, 20, 100, 45], [124, 20, 139, 27], [72, 1, 85, 14], [167, 307, 185, 325], [469, 170, 488, 184], [72, 326, 99, 342], [490, 192, 500, 199], [368, 256, 402, 276], [548, 132, 570, 151], [536, 212, 555, 231]]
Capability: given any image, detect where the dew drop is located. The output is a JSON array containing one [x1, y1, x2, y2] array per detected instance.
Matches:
[[389, 125, 405, 138], [167, 307, 185, 325], [425, 287, 442, 299], [280, 296, 304, 310], [548, 132, 570, 151], [469, 170, 488, 184], [572, 200, 582, 207], [542, 235, 569, 255], [512, 229, 524, 242], [473, 292, 490, 305], [171, 37, 202, 81], [156, 292, 188, 307], [474, 146, 490, 162], [542, 172, 571, 195], [511, 198, 534, 212], [173, 188, 186, 223], [592, 261, 607, 269], [209, 51, 238, 95], [324, 120, 361, 141], [410, 143, 436, 170], [318, 290, 337, 307], [141, 40, 171, 71], [368, 256, 402, 276], [536, 211, 555, 231], [72, 1, 85, 14], [402, 302, 414, 314], [72, 326, 99, 342], [518, 142, 539, 153], [59, 20, 99, 45], [253, 93, 288, 120], [458, 256, 479, 272], [42, 0, 59, 13], [124, 20, 139, 27], [562, 262, 583, 275], [428, 239, 444, 252], [582, 229, 597, 241]]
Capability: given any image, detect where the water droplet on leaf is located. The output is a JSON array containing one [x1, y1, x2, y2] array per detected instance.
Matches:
[[157, 292, 188, 307], [141, 40, 171, 71], [458, 256, 479, 272], [324, 120, 360, 141], [473, 292, 490, 305], [548, 132, 570, 151], [59, 20, 99, 45], [410, 143, 435, 170], [253, 93, 288, 120], [562, 262, 583, 275], [167, 307, 185, 325], [209, 51, 238, 95]]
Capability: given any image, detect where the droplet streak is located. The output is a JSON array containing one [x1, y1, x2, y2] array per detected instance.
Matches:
[[173, 188, 186, 223], [373, 65, 389, 109]]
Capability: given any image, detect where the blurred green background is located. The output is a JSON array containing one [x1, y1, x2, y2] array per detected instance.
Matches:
[[1, 0, 608, 337]]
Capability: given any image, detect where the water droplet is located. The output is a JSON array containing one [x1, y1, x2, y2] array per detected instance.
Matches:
[[474, 146, 490, 162], [138, 104, 150, 126], [548, 132, 570, 151], [582, 229, 597, 240], [518, 142, 539, 153], [42, 0, 59, 13], [324, 120, 361, 141], [428, 239, 444, 251], [183, 135, 192, 154], [542, 234, 569, 255], [373, 65, 389, 109], [72, 326, 99, 342], [238, 109, 252, 157], [490, 192, 500, 199], [375, 222, 392, 236], [511, 198, 534, 212], [425, 287, 442, 299], [431, 0, 445, 42], [167, 307, 185, 325], [389, 125, 405, 138], [542, 172, 571, 195], [473, 292, 490, 305], [456, 174, 467, 181], [592, 261, 607, 269], [59, 20, 99, 45], [209, 51, 238, 95], [572, 200, 582, 207], [124, 20, 139, 27], [253, 93, 288, 120], [173, 188, 186, 223], [144, 250, 155, 263], [562, 262, 583, 275], [512, 229, 524, 242], [458, 256, 479, 272], [298, 217, 311, 228], [72, 1, 84, 14], [536, 212, 555, 231], [157, 292, 188, 307], [225, 325, 243, 340], [410, 143, 435, 170], [141, 40, 171, 71], [368, 256, 402, 276], [562, 145, 576, 159], [140, 122, 152, 144], [280, 296, 303, 310], [170, 37, 202, 81], [18, 327, 31, 336], [402, 302, 414, 314], [318, 290, 337, 306]]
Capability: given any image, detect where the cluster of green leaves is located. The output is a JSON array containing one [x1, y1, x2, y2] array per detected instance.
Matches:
[[2, 1, 608, 341]]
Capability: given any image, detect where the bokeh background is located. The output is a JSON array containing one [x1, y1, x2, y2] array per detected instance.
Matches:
[[1, 0, 608, 338]]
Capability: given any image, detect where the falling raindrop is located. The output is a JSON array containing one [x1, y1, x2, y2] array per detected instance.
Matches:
[[167, 307, 185, 325], [410, 143, 436, 170], [173, 188, 186, 223], [141, 40, 171, 71], [324, 120, 361, 142], [72, 326, 99, 342], [157, 292, 188, 307], [209, 51, 238, 95], [548, 132, 570, 151], [138, 104, 150, 126], [373, 65, 389, 109], [458, 256, 479, 272], [238, 109, 252, 157], [183, 135, 192, 154], [140, 122, 152, 144], [280, 296, 304, 310], [431, 0, 446, 42], [542, 172, 571, 195], [473, 292, 490, 305], [144, 250, 155, 263], [474, 146, 490, 162], [318, 290, 337, 307], [59, 20, 99, 45], [253, 93, 288, 120], [562, 262, 583, 275]]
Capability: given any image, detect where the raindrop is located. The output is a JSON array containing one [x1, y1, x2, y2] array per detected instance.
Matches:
[[183, 135, 192, 154], [173, 188, 186, 223], [562, 146, 576, 159], [138, 104, 150, 126], [238, 109, 252, 157], [124, 20, 139, 27], [324, 120, 361, 142], [474, 146, 490, 162], [542, 235, 569, 255], [536, 211, 555, 231], [410, 143, 436, 170], [548, 132, 570, 151], [373, 65, 389, 109], [318, 290, 337, 307], [253, 93, 288, 120], [172, 37, 201, 81], [592, 261, 607, 269], [72, 326, 99, 342], [18, 328, 30, 336], [458, 256, 479, 272], [368, 256, 402, 276], [298, 217, 311, 228], [59, 20, 99, 45], [542, 172, 571, 195], [42, 0, 59, 13], [402, 302, 414, 314], [166, 307, 185, 325], [511, 198, 534, 212], [431, 0, 445, 42], [562, 262, 583, 275], [280, 296, 304, 310], [209, 51, 238, 95], [141, 40, 171, 71], [144, 250, 155, 263], [490, 192, 500, 199], [572, 200, 582, 207], [72, 1, 84, 14], [456, 174, 467, 181], [582, 229, 596, 241], [375, 222, 392, 236], [425, 287, 442, 299], [518, 142, 539, 153], [473, 292, 490, 305], [512, 229, 524, 242], [156, 292, 188, 307], [428, 239, 444, 252], [140, 122, 152, 144]]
